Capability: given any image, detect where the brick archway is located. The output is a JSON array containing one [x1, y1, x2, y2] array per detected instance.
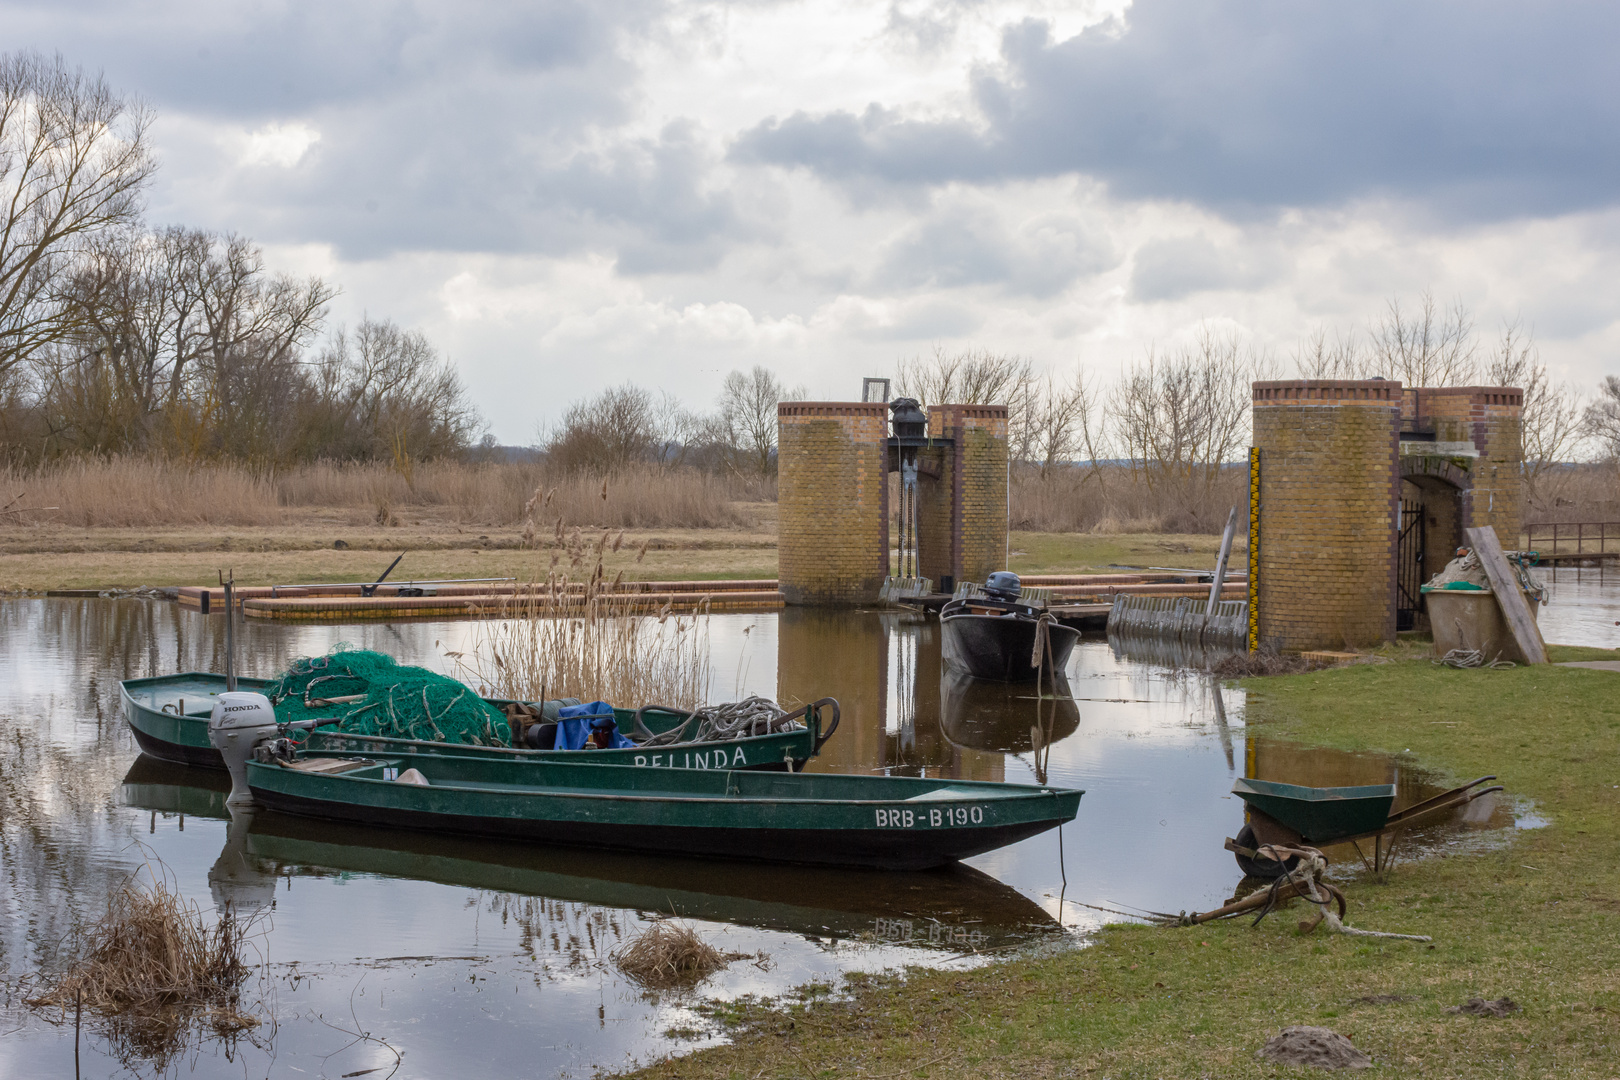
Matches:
[[1398, 458, 1470, 632]]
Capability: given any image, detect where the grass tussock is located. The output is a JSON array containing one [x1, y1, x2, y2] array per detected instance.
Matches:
[[25, 875, 263, 1043], [450, 494, 713, 709], [612, 919, 752, 990], [0, 457, 755, 529]]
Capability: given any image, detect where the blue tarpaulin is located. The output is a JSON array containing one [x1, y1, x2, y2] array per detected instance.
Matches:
[[551, 701, 636, 750]]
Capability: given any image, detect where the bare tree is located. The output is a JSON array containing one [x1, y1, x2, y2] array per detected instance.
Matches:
[[1026, 372, 1094, 478], [1483, 320, 1583, 506], [0, 52, 154, 376], [34, 229, 336, 461], [1108, 327, 1260, 529], [1293, 325, 1367, 380], [545, 384, 661, 475], [1584, 375, 1620, 464], [719, 365, 803, 477], [894, 346, 1039, 459], [314, 318, 482, 467], [1369, 291, 1477, 386]]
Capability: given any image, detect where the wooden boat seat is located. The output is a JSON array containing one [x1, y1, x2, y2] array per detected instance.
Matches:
[[281, 757, 377, 775]]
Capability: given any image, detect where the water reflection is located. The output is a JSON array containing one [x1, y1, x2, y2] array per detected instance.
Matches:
[[938, 669, 1080, 753], [0, 593, 1567, 1078]]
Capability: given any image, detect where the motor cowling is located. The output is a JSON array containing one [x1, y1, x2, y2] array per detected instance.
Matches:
[[983, 571, 1022, 603], [209, 692, 279, 806]]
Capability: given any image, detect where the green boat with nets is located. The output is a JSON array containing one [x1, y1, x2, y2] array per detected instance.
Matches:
[[245, 745, 1083, 869], [123, 662, 835, 774]]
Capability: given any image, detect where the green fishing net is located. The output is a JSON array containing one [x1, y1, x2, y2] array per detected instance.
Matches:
[[266, 646, 512, 747]]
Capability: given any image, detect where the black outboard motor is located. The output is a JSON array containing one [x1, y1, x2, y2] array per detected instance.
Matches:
[[983, 571, 1022, 602]]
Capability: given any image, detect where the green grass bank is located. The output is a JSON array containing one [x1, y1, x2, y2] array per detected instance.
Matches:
[[627, 643, 1620, 1079]]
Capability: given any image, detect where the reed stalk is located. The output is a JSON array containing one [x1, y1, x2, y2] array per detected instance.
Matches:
[[450, 494, 714, 709]]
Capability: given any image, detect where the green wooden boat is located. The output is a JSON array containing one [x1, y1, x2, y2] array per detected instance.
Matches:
[[121, 672, 832, 773], [120, 756, 1061, 949], [1231, 777, 1397, 844], [245, 748, 1083, 870]]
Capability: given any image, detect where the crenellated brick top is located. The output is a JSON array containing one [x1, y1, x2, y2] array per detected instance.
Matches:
[[777, 401, 888, 418], [1253, 380, 1402, 404], [929, 404, 1009, 420], [1406, 386, 1523, 408]]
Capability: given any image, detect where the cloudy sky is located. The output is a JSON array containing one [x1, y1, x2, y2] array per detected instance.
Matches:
[[8, 0, 1618, 441]]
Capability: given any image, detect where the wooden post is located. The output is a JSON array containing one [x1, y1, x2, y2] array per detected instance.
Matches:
[[1464, 525, 1547, 665]]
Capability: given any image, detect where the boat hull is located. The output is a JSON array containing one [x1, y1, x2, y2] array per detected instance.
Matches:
[[122, 672, 820, 773], [940, 614, 1079, 682], [247, 753, 1082, 871], [118, 756, 1063, 948]]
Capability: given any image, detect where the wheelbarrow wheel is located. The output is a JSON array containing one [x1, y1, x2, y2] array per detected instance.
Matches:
[[1234, 824, 1300, 880]]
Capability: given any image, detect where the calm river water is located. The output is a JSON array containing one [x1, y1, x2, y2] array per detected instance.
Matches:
[[3, 575, 1609, 1078]]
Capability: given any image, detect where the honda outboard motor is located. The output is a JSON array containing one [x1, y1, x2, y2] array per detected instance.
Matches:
[[209, 692, 279, 807], [983, 571, 1022, 603]]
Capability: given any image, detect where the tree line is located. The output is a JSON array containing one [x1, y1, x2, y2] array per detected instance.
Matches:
[[0, 52, 480, 468]]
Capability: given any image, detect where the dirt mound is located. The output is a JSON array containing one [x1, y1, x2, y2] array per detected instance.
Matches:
[[1446, 997, 1520, 1017], [1257, 1027, 1372, 1070]]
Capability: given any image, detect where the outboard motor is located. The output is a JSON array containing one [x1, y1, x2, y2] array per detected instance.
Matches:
[[209, 692, 279, 807], [983, 571, 1023, 603]]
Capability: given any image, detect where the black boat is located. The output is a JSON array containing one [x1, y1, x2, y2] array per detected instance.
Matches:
[[940, 572, 1080, 682]]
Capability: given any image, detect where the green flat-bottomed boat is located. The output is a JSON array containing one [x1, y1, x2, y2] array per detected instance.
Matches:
[[121, 672, 833, 772], [120, 756, 1062, 949], [246, 747, 1083, 870]]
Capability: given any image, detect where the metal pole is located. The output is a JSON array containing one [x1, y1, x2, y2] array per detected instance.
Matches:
[[1207, 505, 1239, 615], [222, 572, 237, 693]]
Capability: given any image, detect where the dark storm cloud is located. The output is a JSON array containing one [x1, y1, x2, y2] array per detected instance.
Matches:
[[2, 0, 753, 267], [735, 1, 1620, 220]]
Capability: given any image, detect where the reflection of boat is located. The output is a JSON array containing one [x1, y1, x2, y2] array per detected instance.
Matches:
[[938, 668, 1079, 752], [245, 747, 1082, 870], [121, 672, 832, 772], [940, 574, 1078, 682], [119, 756, 1060, 949]]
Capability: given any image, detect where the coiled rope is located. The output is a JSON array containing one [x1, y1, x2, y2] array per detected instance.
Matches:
[[633, 695, 804, 746]]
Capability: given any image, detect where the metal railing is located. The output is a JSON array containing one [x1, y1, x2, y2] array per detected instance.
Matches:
[[1524, 521, 1620, 558]]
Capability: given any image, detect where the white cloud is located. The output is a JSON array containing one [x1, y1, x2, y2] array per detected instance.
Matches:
[[231, 122, 321, 168]]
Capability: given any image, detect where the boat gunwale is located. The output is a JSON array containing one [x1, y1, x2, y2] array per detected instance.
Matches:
[[121, 674, 810, 756], [251, 756, 1082, 808]]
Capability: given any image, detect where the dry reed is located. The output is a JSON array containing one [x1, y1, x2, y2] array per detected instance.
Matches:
[[0, 458, 755, 529], [611, 919, 749, 990], [450, 491, 713, 708], [25, 875, 262, 1038]]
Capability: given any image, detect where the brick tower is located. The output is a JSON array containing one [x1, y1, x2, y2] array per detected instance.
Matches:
[[777, 402, 889, 605], [1251, 380, 1403, 650], [777, 398, 1009, 605]]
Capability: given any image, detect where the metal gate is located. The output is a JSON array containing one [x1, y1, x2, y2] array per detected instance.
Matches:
[[1396, 499, 1426, 631]]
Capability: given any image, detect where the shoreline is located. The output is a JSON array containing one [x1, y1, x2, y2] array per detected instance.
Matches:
[[613, 640, 1620, 1080]]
